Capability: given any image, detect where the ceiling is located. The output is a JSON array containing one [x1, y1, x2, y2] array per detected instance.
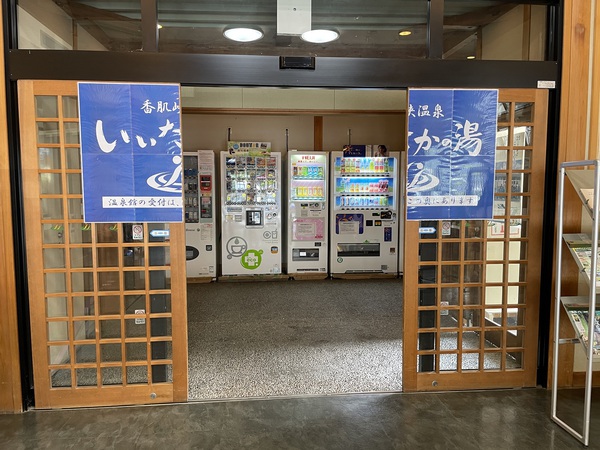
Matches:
[[49, 1, 528, 59]]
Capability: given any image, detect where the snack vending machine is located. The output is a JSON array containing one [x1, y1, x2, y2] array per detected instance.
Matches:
[[220, 146, 282, 276], [287, 151, 328, 275], [329, 151, 400, 275], [183, 150, 217, 279]]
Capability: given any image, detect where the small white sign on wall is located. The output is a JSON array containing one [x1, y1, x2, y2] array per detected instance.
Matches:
[[132, 224, 144, 241], [135, 309, 146, 325]]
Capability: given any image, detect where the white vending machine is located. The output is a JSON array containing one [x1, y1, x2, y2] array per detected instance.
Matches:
[[220, 145, 282, 276], [286, 151, 328, 275], [329, 150, 400, 275], [183, 150, 217, 279]]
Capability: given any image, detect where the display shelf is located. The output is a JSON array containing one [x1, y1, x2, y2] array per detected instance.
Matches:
[[553, 159, 600, 447], [565, 169, 596, 217]]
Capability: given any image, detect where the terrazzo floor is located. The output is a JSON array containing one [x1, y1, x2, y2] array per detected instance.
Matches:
[[186, 277, 404, 400]]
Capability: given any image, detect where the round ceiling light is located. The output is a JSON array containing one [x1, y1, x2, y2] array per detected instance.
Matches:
[[301, 29, 339, 44], [398, 30, 411, 37], [223, 27, 264, 43]]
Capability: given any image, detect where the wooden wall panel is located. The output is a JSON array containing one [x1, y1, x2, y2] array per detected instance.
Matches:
[[0, 6, 22, 413], [552, 0, 600, 387]]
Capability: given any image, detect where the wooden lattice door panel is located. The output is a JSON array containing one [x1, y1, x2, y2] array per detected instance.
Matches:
[[403, 89, 547, 391], [19, 80, 188, 408]]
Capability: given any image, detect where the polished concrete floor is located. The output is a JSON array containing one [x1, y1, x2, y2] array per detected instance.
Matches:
[[0, 388, 597, 449]]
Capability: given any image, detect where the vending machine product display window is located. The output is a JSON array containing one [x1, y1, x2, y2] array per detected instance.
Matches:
[[183, 150, 217, 279], [287, 151, 329, 275], [220, 143, 282, 276], [329, 150, 401, 275]]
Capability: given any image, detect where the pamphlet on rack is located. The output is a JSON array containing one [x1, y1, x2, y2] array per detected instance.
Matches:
[[567, 308, 600, 354], [563, 233, 600, 286], [570, 245, 600, 286]]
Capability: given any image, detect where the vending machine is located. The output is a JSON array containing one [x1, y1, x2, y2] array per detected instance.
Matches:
[[286, 151, 328, 275], [329, 149, 400, 275], [220, 142, 282, 276], [183, 150, 217, 279]]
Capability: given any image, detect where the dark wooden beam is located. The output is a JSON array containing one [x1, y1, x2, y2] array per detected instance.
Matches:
[[8, 50, 558, 89]]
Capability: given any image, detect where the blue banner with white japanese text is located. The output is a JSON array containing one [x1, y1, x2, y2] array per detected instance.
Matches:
[[406, 88, 498, 220], [78, 82, 183, 222]]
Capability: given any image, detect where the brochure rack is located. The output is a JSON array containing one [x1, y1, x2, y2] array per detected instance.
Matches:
[[552, 160, 600, 446]]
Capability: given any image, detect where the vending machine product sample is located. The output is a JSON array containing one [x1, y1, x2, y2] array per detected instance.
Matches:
[[287, 151, 328, 275], [329, 149, 400, 275], [183, 150, 217, 278], [220, 142, 282, 276]]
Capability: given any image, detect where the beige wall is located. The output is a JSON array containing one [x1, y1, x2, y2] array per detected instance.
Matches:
[[18, 0, 105, 50], [482, 5, 547, 61], [182, 112, 405, 156]]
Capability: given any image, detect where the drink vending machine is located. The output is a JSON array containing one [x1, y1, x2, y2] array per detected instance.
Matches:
[[286, 151, 328, 275], [220, 143, 282, 276], [329, 150, 400, 275], [183, 150, 217, 279]]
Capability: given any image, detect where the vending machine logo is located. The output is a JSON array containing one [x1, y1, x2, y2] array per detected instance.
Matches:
[[241, 249, 263, 270], [225, 236, 248, 259]]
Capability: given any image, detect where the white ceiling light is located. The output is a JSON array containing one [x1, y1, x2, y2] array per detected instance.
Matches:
[[223, 27, 264, 43], [301, 29, 339, 44]]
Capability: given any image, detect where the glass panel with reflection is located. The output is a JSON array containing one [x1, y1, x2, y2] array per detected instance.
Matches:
[[47, 296, 67, 318], [38, 147, 61, 170], [35, 96, 58, 118]]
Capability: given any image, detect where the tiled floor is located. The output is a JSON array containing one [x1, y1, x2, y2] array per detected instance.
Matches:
[[0, 388, 597, 449]]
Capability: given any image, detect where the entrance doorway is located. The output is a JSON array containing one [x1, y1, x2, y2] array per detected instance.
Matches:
[[17, 83, 549, 408]]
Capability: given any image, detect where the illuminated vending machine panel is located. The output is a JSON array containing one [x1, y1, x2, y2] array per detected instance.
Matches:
[[183, 150, 217, 279], [329, 150, 399, 275], [220, 146, 282, 276], [287, 151, 328, 275]]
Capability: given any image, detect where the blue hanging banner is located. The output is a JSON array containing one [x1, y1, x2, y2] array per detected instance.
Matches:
[[406, 88, 498, 220], [78, 82, 183, 223]]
